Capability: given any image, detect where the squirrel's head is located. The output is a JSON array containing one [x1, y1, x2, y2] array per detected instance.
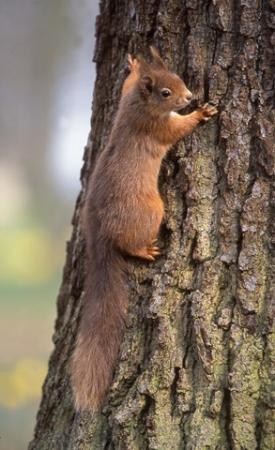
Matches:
[[123, 47, 192, 116]]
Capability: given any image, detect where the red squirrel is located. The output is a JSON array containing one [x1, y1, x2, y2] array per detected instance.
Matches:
[[71, 47, 218, 411]]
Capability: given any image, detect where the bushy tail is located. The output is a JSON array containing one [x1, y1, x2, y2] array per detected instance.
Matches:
[[71, 238, 127, 411]]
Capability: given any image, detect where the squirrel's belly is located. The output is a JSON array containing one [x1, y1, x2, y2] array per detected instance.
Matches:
[[99, 191, 164, 250]]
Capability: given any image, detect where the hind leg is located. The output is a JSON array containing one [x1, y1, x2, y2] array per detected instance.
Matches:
[[112, 197, 164, 261]]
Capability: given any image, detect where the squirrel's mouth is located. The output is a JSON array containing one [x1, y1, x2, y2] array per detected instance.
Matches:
[[172, 105, 187, 114], [174, 98, 196, 114], [173, 100, 190, 111]]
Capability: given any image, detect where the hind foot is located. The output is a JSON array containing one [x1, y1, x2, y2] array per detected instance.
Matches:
[[128, 243, 161, 261]]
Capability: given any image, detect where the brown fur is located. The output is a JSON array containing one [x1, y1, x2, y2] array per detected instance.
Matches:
[[70, 47, 217, 411]]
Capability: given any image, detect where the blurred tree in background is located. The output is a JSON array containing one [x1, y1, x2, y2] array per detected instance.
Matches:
[[0, 1, 97, 449]]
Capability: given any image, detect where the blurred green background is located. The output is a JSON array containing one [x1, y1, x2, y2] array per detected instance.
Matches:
[[0, 1, 97, 448]]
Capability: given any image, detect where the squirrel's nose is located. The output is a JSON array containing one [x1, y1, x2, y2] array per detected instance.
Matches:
[[185, 91, 193, 102]]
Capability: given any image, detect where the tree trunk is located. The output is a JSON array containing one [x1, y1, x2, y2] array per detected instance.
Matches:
[[29, 1, 275, 449]]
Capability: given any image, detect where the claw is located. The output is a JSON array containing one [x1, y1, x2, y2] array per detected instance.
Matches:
[[200, 102, 218, 122], [151, 246, 161, 255]]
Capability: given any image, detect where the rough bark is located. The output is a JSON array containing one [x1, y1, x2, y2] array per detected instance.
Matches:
[[29, 1, 275, 449]]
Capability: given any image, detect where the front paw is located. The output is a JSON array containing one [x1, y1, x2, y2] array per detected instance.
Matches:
[[198, 102, 218, 122]]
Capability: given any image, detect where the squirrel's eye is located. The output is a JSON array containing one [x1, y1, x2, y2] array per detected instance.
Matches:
[[161, 88, 172, 98]]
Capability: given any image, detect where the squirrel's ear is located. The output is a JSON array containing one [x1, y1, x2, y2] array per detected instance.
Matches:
[[139, 75, 154, 95], [135, 53, 155, 94], [127, 54, 134, 68], [127, 54, 140, 72], [135, 54, 150, 71], [149, 46, 167, 70]]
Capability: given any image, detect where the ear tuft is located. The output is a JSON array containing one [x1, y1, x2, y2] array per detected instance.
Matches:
[[127, 54, 134, 67], [127, 54, 140, 73], [149, 46, 167, 70]]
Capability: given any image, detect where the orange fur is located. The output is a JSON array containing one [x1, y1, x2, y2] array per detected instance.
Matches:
[[71, 47, 218, 411]]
